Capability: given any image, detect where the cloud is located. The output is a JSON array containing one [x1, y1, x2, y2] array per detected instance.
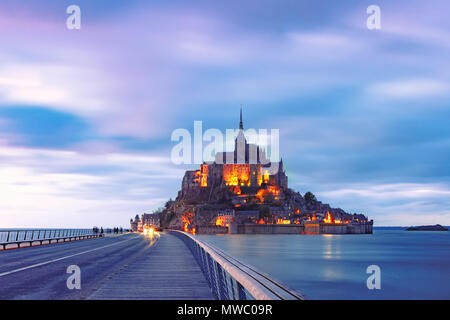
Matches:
[[317, 183, 450, 225], [366, 79, 450, 99], [321, 183, 450, 200], [0, 117, 23, 146], [0, 0, 449, 227], [0, 144, 184, 228]]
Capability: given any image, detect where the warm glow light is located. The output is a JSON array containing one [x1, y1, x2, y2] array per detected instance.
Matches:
[[257, 171, 262, 186], [256, 189, 265, 202], [323, 211, 333, 223], [267, 185, 280, 195], [223, 164, 250, 186], [194, 170, 201, 183], [216, 213, 234, 227], [322, 212, 348, 224], [276, 219, 290, 224], [143, 225, 156, 236], [200, 164, 208, 187], [232, 186, 242, 195], [263, 170, 269, 183], [182, 211, 194, 233], [256, 185, 280, 203]]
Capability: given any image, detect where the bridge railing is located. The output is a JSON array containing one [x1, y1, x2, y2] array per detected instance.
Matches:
[[0, 229, 101, 250], [170, 230, 304, 300]]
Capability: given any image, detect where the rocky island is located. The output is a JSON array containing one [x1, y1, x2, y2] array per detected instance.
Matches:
[[135, 109, 373, 235], [406, 224, 448, 231]]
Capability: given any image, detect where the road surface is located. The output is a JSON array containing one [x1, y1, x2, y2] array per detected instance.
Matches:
[[0, 233, 213, 300]]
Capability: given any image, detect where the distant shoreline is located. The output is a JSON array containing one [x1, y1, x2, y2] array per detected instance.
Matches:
[[374, 226, 450, 229], [405, 224, 449, 231]]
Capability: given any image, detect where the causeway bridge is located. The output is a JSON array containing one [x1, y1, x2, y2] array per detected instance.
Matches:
[[0, 229, 303, 300]]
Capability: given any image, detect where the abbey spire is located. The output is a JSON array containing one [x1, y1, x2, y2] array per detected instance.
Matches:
[[239, 104, 243, 130], [236, 105, 246, 142]]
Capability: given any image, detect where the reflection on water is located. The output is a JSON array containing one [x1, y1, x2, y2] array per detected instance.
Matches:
[[323, 235, 342, 260], [196, 230, 450, 299]]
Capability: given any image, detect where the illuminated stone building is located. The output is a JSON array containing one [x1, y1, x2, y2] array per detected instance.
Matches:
[[130, 214, 140, 232], [141, 213, 160, 227], [159, 107, 372, 234], [130, 213, 160, 232], [215, 209, 235, 227], [181, 107, 288, 193]]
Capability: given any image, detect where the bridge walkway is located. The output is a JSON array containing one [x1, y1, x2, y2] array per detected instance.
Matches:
[[87, 233, 214, 300]]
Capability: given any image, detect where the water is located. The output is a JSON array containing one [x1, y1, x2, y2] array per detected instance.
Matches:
[[196, 229, 450, 299]]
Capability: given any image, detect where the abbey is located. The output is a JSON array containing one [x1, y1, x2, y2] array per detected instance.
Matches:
[[153, 107, 373, 235], [180, 107, 288, 197]]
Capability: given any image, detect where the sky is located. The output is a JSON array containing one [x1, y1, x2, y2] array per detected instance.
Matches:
[[0, 0, 449, 227]]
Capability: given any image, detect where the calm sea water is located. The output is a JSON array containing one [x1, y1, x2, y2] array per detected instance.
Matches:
[[196, 229, 450, 299]]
